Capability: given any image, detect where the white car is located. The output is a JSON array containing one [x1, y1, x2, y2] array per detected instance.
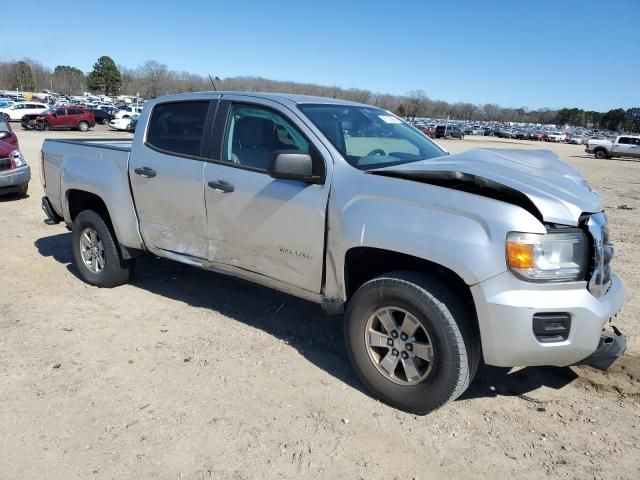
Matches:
[[547, 131, 566, 142], [108, 115, 136, 131], [113, 106, 143, 119], [0, 102, 48, 121]]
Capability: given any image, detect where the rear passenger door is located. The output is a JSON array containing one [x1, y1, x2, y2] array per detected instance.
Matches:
[[203, 98, 332, 294], [612, 137, 633, 157], [129, 98, 218, 259]]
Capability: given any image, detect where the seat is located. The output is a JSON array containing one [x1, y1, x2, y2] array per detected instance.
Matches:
[[232, 117, 274, 169]]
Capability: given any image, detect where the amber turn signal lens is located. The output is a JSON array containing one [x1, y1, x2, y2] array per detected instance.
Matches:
[[507, 242, 534, 269]]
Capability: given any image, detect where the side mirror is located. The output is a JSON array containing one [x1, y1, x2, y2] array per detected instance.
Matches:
[[268, 151, 322, 184]]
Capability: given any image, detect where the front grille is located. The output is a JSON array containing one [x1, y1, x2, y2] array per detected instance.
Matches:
[[585, 213, 613, 297], [0, 156, 11, 172]]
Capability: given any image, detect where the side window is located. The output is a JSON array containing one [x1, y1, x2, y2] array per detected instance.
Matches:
[[618, 137, 630, 145], [146, 101, 210, 158], [55, 109, 66, 115], [222, 104, 309, 171]]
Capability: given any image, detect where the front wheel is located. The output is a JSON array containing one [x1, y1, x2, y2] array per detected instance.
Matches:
[[344, 271, 480, 415], [594, 149, 608, 160], [71, 210, 133, 287]]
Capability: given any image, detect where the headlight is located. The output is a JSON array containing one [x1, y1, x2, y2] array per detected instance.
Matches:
[[506, 230, 588, 282], [11, 149, 26, 167]]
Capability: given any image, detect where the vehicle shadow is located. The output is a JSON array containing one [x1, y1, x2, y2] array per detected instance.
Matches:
[[0, 193, 29, 202], [34, 231, 580, 408]]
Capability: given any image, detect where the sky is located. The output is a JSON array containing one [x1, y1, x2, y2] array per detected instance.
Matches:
[[2, 0, 639, 111]]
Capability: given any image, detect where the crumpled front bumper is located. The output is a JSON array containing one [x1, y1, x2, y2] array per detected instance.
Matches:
[[574, 327, 627, 370], [471, 271, 626, 368]]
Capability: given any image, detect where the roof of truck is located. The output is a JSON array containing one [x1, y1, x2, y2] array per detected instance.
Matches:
[[150, 91, 370, 107]]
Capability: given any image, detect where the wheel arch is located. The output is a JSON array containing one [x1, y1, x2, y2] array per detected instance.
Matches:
[[343, 247, 478, 326]]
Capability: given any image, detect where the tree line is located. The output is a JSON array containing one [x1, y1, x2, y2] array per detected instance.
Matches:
[[1, 56, 638, 131]]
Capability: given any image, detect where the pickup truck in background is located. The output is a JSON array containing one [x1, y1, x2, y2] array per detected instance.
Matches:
[[40, 92, 627, 414], [586, 135, 640, 159]]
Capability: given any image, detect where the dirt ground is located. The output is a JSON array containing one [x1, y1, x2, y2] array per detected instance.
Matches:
[[1, 127, 639, 480]]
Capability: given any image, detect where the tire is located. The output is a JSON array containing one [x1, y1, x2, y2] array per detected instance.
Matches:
[[594, 149, 608, 160], [102, 118, 110, 125], [344, 271, 480, 415], [71, 210, 133, 287], [40, 122, 49, 131], [78, 121, 90, 132]]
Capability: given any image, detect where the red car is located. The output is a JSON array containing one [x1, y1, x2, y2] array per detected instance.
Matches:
[[0, 137, 30, 197], [37, 106, 96, 132], [420, 126, 435, 138], [0, 114, 19, 148]]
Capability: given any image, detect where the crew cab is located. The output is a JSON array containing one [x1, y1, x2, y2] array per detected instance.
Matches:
[[586, 135, 640, 160], [40, 92, 627, 414]]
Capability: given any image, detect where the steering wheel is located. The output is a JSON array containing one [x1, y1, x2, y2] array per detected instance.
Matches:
[[367, 148, 387, 156]]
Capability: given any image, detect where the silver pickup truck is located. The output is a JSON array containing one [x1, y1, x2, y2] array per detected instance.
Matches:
[[41, 92, 627, 414], [586, 135, 640, 160]]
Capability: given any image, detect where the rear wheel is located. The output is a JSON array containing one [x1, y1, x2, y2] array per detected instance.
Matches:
[[78, 121, 90, 132], [102, 118, 110, 125], [71, 210, 133, 287], [40, 121, 49, 131], [344, 271, 480, 415]]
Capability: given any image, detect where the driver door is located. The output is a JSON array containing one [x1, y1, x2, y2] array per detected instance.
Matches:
[[203, 98, 332, 294]]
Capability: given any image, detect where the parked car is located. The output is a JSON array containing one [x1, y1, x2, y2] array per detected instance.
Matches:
[[435, 125, 464, 139], [569, 135, 585, 145], [0, 114, 19, 148], [113, 105, 143, 119], [108, 116, 135, 131], [91, 108, 114, 125], [0, 102, 48, 121], [36, 107, 95, 131], [127, 114, 140, 132], [586, 135, 640, 159], [40, 91, 626, 415], [547, 131, 566, 142], [419, 126, 435, 138], [0, 138, 29, 196]]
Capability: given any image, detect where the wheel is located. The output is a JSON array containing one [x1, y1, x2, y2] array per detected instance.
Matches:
[[40, 122, 49, 131], [102, 118, 110, 125], [594, 149, 608, 160], [344, 271, 480, 415], [78, 121, 90, 132], [71, 210, 134, 287]]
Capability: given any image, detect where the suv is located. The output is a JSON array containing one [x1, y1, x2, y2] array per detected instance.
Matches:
[[37, 107, 96, 131], [435, 125, 464, 139], [0, 102, 48, 121]]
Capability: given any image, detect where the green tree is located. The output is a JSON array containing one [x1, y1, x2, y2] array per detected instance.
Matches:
[[87, 56, 121, 95], [10, 61, 35, 91], [624, 108, 640, 132], [53, 65, 86, 95], [601, 108, 626, 131]]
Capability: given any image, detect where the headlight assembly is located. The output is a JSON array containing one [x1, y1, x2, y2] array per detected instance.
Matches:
[[506, 230, 588, 282]]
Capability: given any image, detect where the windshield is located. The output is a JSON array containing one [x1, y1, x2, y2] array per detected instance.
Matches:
[[298, 104, 447, 170], [0, 116, 10, 132]]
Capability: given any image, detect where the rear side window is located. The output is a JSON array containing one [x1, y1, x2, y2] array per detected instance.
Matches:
[[146, 101, 210, 158], [618, 137, 631, 145]]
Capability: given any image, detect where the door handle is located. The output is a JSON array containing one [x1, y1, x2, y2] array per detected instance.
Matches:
[[208, 180, 234, 193], [134, 166, 156, 178]]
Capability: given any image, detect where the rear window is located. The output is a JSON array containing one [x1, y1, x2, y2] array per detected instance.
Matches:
[[146, 101, 210, 158]]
